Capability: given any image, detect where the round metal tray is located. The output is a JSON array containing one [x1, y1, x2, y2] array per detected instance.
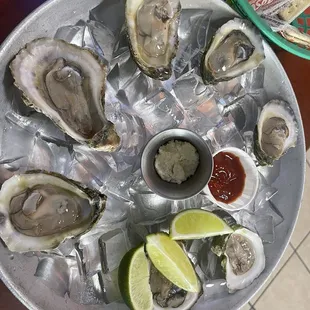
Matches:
[[0, 0, 306, 309]]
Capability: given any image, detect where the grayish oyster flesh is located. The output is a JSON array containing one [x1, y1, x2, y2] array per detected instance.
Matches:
[[150, 264, 201, 309], [126, 0, 181, 80], [201, 18, 265, 84], [10, 38, 120, 151], [0, 171, 106, 252]]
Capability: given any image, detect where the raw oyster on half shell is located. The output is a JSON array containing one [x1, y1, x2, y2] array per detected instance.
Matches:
[[201, 18, 265, 84], [10, 38, 120, 152], [0, 171, 106, 252], [254, 99, 298, 166], [212, 226, 265, 292], [126, 0, 181, 80]]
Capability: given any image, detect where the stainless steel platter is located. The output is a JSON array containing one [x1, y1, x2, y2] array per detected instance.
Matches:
[[0, 0, 306, 309]]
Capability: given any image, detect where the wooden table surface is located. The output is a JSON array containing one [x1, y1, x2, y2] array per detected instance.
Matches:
[[0, 0, 309, 309]]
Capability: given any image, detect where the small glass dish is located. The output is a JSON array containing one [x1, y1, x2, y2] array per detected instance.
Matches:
[[141, 129, 213, 200], [204, 147, 259, 211]]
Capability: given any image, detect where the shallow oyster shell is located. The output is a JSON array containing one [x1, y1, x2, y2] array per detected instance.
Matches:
[[10, 38, 120, 152], [212, 226, 265, 292], [126, 0, 181, 80], [254, 99, 298, 166], [201, 18, 265, 84], [0, 171, 106, 252]]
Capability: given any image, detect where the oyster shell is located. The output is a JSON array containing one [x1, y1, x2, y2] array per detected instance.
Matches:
[[201, 18, 265, 84], [10, 38, 120, 152], [254, 99, 298, 166], [126, 0, 181, 80], [0, 171, 106, 252], [212, 226, 265, 292]]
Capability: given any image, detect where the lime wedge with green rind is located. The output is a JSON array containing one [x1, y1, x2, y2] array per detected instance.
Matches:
[[146, 233, 200, 293], [118, 245, 153, 310], [170, 209, 233, 240]]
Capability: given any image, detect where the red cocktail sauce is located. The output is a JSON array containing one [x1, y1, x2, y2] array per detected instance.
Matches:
[[208, 152, 245, 203]]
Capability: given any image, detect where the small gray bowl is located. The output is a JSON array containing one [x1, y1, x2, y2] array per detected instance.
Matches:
[[141, 129, 214, 200]]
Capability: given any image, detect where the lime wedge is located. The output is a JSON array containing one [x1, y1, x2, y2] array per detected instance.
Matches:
[[146, 233, 200, 293], [118, 245, 153, 310], [170, 209, 233, 240]]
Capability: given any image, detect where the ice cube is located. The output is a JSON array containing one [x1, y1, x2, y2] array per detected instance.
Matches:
[[116, 72, 157, 110], [54, 24, 84, 46], [112, 25, 129, 57], [80, 228, 130, 278], [99, 228, 130, 273], [80, 197, 129, 250], [171, 195, 203, 213], [69, 269, 104, 305], [129, 193, 171, 225], [105, 173, 136, 202], [200, 198, 220, 212], [214, 78, 245, 108], [34, 257, 71, 297], [185, 108, 217, 138], [66, 158, 102, 191], [108, 50, 138, 93], [82, 23, 106, 62], [255, 215, 275, 243], [27, 137, 73, 175], [197, 96, 222, 124], [127, 222, 149, 248], [223, 95, 260, 133], [80, 239, 103, 278], [233, 210, 256, 232], [175, 9, 213, 76], [1, 119, 35, 169], [255, 201, 284, 227], [129, 180, 172, 224], [101, 269, 122, 304], [101, 196, 130, 226], [107, 111, 147, 156], [84, 20, 116, 63], [206, 115, 245, 151], [54, 238, 76, 257], [103, 160, 137, 200], [241, 65, 265, 92], [173, 70, 212, 108], [73, 148, 112, 187], [5, 111, 69, 147], [250, 88, 268, 107], [89, 0, 125, 38], [255, 183, 278, 210], [133, 88, 184, 135]]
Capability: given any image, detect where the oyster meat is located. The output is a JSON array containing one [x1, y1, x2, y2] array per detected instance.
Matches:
[[254, 99, 298, 166], [150, 264, 201, 309], [0, 171, 106, 252], [212, 227, 265, 292], [201, 18, 265, 84], [10, 38, 120, 151], [126, 0, 181, 80]]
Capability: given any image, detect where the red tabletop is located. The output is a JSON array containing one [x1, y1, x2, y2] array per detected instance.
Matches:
[[0, 0, 309, 309]]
